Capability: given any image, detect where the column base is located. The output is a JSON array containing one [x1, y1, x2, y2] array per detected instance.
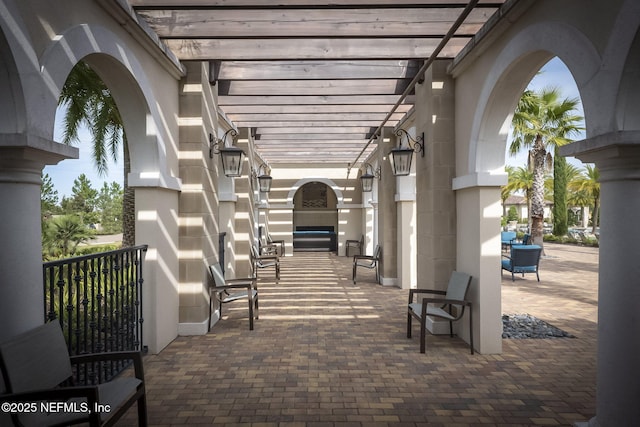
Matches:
[[573, 416, 600, 427], [178, 317, 211, 336]]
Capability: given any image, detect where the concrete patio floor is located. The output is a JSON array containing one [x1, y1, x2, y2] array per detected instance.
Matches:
[[123, 243, 598, 426]]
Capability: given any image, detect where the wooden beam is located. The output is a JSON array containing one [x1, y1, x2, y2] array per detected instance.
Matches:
[[221, 104, 413, 114], [254, 133, 369, 140], [163, 37, 469, 60], [218, 79, 411, 96], [218, 94, 414, 105], [227, 112, 406, 122], [217, 60, 420, 80], [131, 1, 504, 7], [238, 120, 397, 128], [137, 8, 493, 38]]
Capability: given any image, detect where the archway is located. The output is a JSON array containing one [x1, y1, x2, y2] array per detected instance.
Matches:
[[292, 181, 338, 252]]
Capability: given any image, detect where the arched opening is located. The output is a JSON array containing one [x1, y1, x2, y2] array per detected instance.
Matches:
[[502, 57, 589, 238], [45, 60, 128, 257], [292, 181, 338, 252]]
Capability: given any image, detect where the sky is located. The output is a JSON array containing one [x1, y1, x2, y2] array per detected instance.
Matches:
[[44, 57, 585, 198]]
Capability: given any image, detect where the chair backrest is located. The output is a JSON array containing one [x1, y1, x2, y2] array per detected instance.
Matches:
[[501, 231, 516, 241], [209, 263, 226, 287], [250, 245, 260, 260], [445, 271, 473, 303], [0, 322, 72, 393], [372, 244, 381, 260], [522, 233, 531, 245], [511, 245, 542, 267]]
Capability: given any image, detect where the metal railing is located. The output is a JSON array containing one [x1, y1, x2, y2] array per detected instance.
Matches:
[[43, 245, 148, 383]]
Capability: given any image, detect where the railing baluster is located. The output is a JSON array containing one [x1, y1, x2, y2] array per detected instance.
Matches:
[[43, 245, 148, 384]]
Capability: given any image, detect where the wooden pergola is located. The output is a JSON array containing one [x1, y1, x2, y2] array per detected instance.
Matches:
[[129, 0, 507, 165]]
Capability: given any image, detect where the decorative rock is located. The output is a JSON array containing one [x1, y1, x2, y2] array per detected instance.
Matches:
[[502, 313, 575, 339]]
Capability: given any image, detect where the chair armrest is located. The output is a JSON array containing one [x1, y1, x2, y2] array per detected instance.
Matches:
[[352, 254, 376, 262], [1, 385, 100, 403], [408, 288, 446, 303], [257, 254, 279, 261], [70, 351, 145, 380], [225, 278, 256, 285], [420, 297, 472, 307], [212, 283, 255, 293]]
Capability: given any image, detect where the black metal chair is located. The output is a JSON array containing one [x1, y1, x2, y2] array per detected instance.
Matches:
[[407, 271, 474, 354], [501, 244, 542, 281], [352, 244, 381, 284], [251, 244, 280, 280], [0, 321, 148, 426], [259, 233, 279, 256], [209, 263, 258, 330], [267, 234, 285, 257], [345, 235, 364, 257]]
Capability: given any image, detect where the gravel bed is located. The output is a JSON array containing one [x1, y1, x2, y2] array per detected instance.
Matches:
[[502, 313, 576, 339]]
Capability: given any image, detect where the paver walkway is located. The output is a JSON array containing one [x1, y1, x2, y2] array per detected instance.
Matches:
[[123, 243, 598, 426]]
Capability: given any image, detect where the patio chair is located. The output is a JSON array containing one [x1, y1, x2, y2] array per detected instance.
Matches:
[[250, 244, 280, 280], [209, 263, 258, 330], [345, 235, 364, 257], [511, 233, 531, 248], [0, 321, 148, 427], [501, 244, 542, 282], [267, 234, 285, 256], [407, 271, 474, 354], [259, 233, 279, 256], [352, 244, 381, 284], [501, 231, 517, 251]]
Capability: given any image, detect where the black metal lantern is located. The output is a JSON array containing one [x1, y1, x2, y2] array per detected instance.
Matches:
[[257, 174, 273, 192], [359, 163, 380, 192], [253, 163, 273, 192], [390, 129, 424, 176], [210, 129, 246, 177]]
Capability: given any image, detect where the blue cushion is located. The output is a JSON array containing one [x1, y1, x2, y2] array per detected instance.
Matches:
[[501, 259, 512, 270]]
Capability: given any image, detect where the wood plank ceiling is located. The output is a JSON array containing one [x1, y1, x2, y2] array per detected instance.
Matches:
[[128, 0, 506, 165]]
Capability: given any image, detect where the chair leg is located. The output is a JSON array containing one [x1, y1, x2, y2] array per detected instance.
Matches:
[[248, 293, 254, 330], [276, 263, 280, 280], [407, 313, 412, 338], [469, 304, 474, 355], [137, 395, 148, 427], [352, 264, 357, 284], [254, 294, 259, 319], [420, 316, 426, 353], [208, 292, 213, 332], [449, 320, 453, 338]]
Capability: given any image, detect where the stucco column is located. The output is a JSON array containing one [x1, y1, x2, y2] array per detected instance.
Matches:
[[415, 61, 457, 292], [561, 132, 640, 427], [233, 134, 255, 278], [396, 175, 416, 289], [0, 136, 77, 342], [133, 182, 181, 354], [452, 179, 505, 354], [377, 129, 398, 286]]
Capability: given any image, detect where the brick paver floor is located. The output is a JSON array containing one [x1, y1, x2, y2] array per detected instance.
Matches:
[[123, 243, 598, 426]]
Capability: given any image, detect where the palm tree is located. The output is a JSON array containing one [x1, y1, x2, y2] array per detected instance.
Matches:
[[58, 61, 134, 247], [503, 165, 533, 228], [43, 215, 95, 258], [509, 88, 583, 247], [569, 164, 600, 232]]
